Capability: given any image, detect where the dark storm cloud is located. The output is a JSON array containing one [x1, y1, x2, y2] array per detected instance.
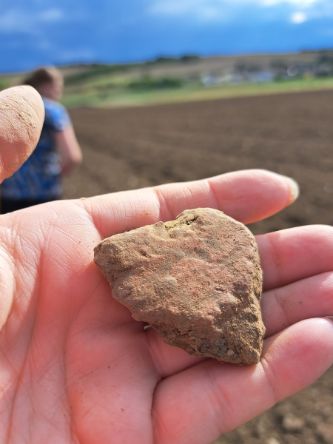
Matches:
[[1, 0, 333, 72]]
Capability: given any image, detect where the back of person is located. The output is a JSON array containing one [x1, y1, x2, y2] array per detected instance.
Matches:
[[0, 67, 82, 213]]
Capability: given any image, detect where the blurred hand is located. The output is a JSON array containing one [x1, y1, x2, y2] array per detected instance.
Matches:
[[0, 87, 333, 444]]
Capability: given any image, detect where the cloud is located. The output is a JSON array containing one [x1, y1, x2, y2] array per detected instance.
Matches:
[[148, 0, 331, 23], [0, 7, 65, 33], [261, 0, 317, 6], [38, 8, 64, 23], [149, 0, 226, 21], [290, 11, 307, 24]]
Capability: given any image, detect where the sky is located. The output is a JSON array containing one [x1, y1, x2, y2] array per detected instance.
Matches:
[[1, 0, 333, 72]]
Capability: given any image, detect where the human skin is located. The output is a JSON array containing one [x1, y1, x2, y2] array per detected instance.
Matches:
[[0, 86, 44, 181], [0, 86, 333, 444]]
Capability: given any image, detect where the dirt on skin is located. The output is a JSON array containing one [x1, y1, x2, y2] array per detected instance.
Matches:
[[65, 90, 333, 444]]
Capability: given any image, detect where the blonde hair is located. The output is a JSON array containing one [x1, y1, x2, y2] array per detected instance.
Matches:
[[23, 67, 63, 90]]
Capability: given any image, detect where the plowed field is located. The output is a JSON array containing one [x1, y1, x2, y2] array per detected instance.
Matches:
[[65, 90, 333, 444]]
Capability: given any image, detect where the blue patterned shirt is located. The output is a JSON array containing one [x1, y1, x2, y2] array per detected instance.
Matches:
[[1, 97, 70, 200]]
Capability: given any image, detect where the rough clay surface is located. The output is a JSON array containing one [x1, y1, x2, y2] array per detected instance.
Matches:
[[94, 208, 265, 365]]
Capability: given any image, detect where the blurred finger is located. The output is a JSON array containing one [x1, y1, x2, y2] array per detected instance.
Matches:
[[153, 318, 333, 444], [0, 86, 44, 182], [262, 272, 333, 337], [83, 169, 298, 238], [258, 225, 333, 290]]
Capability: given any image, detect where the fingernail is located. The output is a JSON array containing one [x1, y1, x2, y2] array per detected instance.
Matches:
[[284, 176, 300, 203]]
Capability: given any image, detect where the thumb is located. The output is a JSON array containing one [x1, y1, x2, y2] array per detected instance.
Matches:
[[0, 85, 44, 182]]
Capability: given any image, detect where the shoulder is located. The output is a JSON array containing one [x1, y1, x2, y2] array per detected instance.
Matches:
[[43, 98, 71, 132]]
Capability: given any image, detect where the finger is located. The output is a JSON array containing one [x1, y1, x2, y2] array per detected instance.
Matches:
[[0, 85, 44, 182], [262, 272, 333, 337], [258, 225, 333, 290], [83, 169, 298, 238], [145, 329, 204, 377], [153, 318, 333, 444]]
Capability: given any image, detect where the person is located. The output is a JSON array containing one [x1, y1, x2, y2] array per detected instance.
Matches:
[[0, 66, 82, 213], [0, 85, 333, 444]]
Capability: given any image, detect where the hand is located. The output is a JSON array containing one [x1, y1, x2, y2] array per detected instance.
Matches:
[[1, 87, 333, 444]]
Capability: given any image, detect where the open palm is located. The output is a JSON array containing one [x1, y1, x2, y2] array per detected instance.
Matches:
[[0, 88, 333, 444]]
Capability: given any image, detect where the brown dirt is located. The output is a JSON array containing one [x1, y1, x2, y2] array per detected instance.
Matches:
[[65, 90, 333, 444]]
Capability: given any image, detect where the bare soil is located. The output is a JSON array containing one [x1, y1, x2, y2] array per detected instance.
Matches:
[[65, 90, 333, 444]]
